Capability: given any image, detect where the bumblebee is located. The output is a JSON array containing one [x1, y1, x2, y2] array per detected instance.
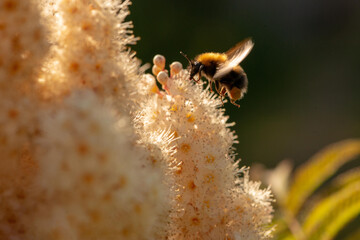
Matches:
[[180, 38, 254, 107]]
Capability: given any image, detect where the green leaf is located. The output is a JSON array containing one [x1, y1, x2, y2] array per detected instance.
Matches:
[[285, 139, 360, 215], [302, 180, 360, 240], [330, 167, 360, 192], [311, 167, 360, 203]]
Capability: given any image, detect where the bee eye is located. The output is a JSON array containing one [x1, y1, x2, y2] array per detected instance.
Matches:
[[188, 62, 199, 79]]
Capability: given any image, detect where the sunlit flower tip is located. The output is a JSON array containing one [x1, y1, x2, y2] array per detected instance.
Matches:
[[170, 61, 183, 76], [152, 65, 163, 76], [153, 54, 166, 69], [157, 71, 169, 85], [143, 74, 160, 94]]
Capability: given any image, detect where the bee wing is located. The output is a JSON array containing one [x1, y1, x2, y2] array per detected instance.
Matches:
[[213, 38, 254, 79]]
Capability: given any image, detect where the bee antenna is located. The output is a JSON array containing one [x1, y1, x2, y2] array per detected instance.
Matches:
[[180, 51, 192, 65]]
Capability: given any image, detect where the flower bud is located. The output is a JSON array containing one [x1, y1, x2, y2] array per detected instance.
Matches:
[[153, 54, 166, 69], [170, 61, 182, 77], [157, 71, 169, 85], [152, 65, 162, 76]]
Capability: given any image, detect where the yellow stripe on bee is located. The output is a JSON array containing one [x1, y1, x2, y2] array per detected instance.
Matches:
[[195, 53, 227, 66]]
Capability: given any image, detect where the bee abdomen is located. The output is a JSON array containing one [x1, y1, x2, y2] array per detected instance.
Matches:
[[233, 72, 248, 90], [219, 69, 248, 90]]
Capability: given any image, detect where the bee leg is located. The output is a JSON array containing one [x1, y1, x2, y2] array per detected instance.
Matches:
[[196, 72, 202, 83], [230, 99, 240, 108], [215, 81, 222, 95], [192, 72, 201, 83], [220, 86, 226, 96], [219, 86, 226, 106], [220, 95, 224, 106], [194, 65, 204, 84], [209, 81, 214, 92]]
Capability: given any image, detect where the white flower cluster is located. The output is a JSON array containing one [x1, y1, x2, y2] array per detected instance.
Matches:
[[32, 91, 162, 240], [133, 56, 274, 239], [0, 0, 165, 239], [0, 0, 48, 238], [0, 0, 273, 239]]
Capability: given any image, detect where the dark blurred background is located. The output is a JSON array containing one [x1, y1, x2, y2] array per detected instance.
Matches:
[[129, 0, 360, 168]]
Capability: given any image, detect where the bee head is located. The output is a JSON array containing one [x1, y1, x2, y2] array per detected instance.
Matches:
[[180, 51, 202, 81]]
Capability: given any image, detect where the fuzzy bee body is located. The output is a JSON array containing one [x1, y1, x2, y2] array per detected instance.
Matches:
[[195, 53, 226, 77], [181, 38, 253, 107]]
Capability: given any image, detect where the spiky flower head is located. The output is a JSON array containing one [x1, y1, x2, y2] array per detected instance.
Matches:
[[133, 55, 274, 239], [0, 0, 166, 239]]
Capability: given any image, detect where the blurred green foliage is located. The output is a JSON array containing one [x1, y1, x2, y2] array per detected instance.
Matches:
[[129, 0, 360, 168], [269, 139, 360, 240]]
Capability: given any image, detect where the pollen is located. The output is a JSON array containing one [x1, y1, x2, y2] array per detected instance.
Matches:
[[170, 104, 178, 112], [150, 84, 159, 93], [50, 228, 62, 240], [102, 192, 112, 202], [61, 161, 69, 171], [176, 194, 182, 202], [151, 110, 159, 120], [97, 152, 108, 163], [77, 142, 89, 155], [0, 136, 7, 146], [172, 130, 179, 138], [94, 63, 103, 73], [81, 21, 92, 31], [205, 173, 215, 183], [150, 156, 157, 165], [121, 227, 130, 237], [88, 210, 101, 222], [186, 113, 195, 122], [188, 180, 196, 190], [3, 0, 17, 11], [0, 23, 5, 31], [112, 86, 119, 94], [191, 217, 200, 225], [114, 176, 127, 189], [175, 163, 183, 175], [180, 143, 191, 153], [82, 172, 94, 184], [225, 234, 235, 240], [205, 155, 215, 163], [220, 216, 227, 225], [133, 204, 142, 214], [69, 62, 80, 72], [11, 36, 22, 52], [10, 61, 21, 74], [8, 109, 19, 119], [67, 6, 78, 14], [235, 205, 244, 215]]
